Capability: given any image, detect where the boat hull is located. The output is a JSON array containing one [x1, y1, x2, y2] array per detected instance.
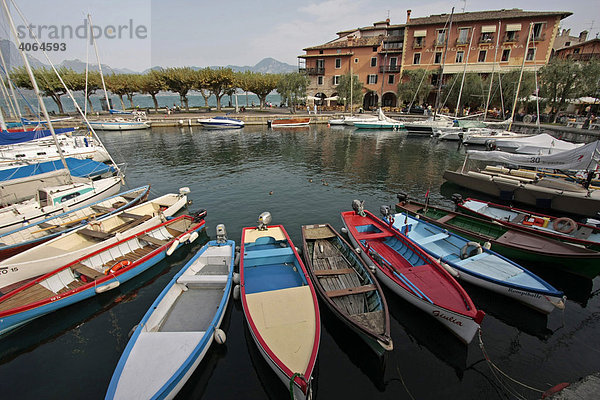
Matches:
[[88, 121, 150, 131], [341, 218, 481, 344]]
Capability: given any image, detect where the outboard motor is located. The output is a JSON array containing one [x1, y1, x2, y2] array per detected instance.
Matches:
[[451, 193, 463, 205], [257, 212, 272, 230], [193, 209, 207, 222], [485, 139, 497, 151], [178, 187, 191, 197], [396, 192, 408, 204], [352, 200, 366, 217], [216, 224, 227, 243]]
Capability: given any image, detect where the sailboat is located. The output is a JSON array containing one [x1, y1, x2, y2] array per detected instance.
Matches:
[[0, 1, 123, 232], [84, 15, 150, 131]]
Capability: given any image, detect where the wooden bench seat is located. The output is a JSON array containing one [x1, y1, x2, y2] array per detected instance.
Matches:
[[436, 214, 456, 224], [78, 228, 112, 240], [140, 234, 169, 247], [108, 215, 152, 234], [72, 263, 104, 280], [326, 284, 376, 298], [313, 268, 355, 276]]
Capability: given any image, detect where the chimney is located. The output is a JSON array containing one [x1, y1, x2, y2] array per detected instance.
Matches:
[[406, 9, 411, 23], [386, 18, 390, 24], [579, 30, 588, 42], [347, 35, 354, 46]]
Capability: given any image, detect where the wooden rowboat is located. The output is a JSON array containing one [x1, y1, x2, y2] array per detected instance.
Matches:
[[268, 118, 310, 128], [387, 211, 565, 314], [240, 213, 320, 400], [0, 185, 150, 261], [341, 204, 485, 344], [0, 189, 194, 294], [301, 223, 392, 355], [106, 227, 234, 400], [395, 198, 600, 279], [0, 215, 206, 336], [456, 197, 600, 251]]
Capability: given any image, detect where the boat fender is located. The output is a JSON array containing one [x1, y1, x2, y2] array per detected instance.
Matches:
[[214, 328, 226, 344], [460, 242, 482, 259], [553, 217, 577, 234], [234, 252, 241, 267], [355, 247, 361, 254], [104, 260, 131, 275], [233, 272, 240, 285], [95, 280, 120, 293], [233, 284, 241, 300], [541, 383, 571, 399], [188, 231, 199, 243], [318, 243, 323, 253], [166, 239, 180, 256], [295, 246, 302, 255], [128, 324, 139, 339], [368, 264, 377, 273], [235, 245, 241, 252], [549, 295, 567, 310], [482, 241, 491, 250], [340, 227, 348, 234], [440, 261, 460, 278], [179, 233, 191, 243]]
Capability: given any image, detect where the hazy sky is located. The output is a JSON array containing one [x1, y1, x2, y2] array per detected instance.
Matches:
[[0, 0, 597, 71]]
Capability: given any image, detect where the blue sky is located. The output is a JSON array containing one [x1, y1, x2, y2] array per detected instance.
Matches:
[[0, 0, 596, 71]]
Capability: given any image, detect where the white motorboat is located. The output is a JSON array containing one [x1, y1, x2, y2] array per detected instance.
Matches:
[[88, 119, 151, 131], [197, 116, 244, 129], [462, 128, 533, 145]]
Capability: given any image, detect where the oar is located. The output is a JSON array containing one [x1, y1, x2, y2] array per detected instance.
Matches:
[[31, 213, 105, 233]]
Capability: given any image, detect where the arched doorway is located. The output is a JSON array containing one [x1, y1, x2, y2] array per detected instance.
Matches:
[[326, 92, 339, 107], [315, 92, 326, 106], [363, 91, 378, 110], [382, 92, 397, 107]]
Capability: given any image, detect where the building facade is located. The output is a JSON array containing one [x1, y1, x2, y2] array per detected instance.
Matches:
[[554, 38, 600, 61], [299, 9, 571, 109]]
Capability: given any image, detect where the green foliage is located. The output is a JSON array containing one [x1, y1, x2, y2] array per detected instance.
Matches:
[[238, 71, 280, 110], [11, 66, 75, 114], [105, 74, 140, 109], [336, 72, 363, 111], [441, 73, 485, 114], [276, 72, 309, 113], [139, 70, 165, 111], [486, 70, 536, 115], [198, 68, 236, 111], [397, 69, 433, 106], [162, 67, 196, 110]]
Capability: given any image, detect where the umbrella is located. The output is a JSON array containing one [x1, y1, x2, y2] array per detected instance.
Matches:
[[324, 96, 339, 101]]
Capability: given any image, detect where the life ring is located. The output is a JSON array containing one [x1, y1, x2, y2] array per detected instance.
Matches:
[[460, 241, 483, 259], [104, 260, 131, 275], [553, 217, 577, 234]]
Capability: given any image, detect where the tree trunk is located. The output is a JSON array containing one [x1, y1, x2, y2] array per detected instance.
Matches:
[[119, 95, 125, 110], [151, 94, 159, 111], [216, 94, 222, 111], [183, 95, 189, 111], [259, 95, 266, 110], [127, 93, 135, 109], [86, 95, 94, 112], [51, 94, 64, 114]]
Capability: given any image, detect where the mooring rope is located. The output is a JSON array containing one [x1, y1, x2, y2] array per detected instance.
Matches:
[[478, 329, 545, 396]]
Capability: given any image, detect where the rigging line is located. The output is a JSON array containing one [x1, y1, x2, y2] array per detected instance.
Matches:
[[8, 0, 121, 176], [0, 63, 37, 116]]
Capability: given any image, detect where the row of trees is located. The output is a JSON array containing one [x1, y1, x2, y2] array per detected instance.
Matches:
[[7, 67, 309, 114], [396, 58, 600, 120]]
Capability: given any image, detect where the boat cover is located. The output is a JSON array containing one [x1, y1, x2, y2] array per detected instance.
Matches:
[[0, 158, 115, 181], [493, 133, 584, 155], [467, 140, 599, 170], [0, 127, 74, 145]]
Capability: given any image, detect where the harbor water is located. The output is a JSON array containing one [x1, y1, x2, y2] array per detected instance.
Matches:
[[0, 125, 598, 399]]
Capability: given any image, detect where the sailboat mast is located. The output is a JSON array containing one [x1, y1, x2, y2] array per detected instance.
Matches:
[[0, 73, 16, 119], [1, 0, 69, 171], [88, 14, 111, 111], [0, 46, 22, 120], [455, 27, 475, 117], [0, 101, 7, 130], [434, 7, 454, 121], [484, 21, 502, 120], [508, 23, 533, 131], [350, 60, 353, 116]]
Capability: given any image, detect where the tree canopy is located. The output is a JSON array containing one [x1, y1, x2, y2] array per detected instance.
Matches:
[[336, 72, 363, 112], [397, 69, 433, 107], [276, 72, 309, 113]]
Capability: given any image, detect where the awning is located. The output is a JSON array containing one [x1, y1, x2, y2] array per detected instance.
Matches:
[[481, 25, 496, 33], [324, 96, 339, 101], [413, 30, 427, 37], [506, 24, 522, 31]]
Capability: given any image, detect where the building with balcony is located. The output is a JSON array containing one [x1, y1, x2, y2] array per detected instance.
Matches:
[[299, 8, 571, 109], [554, 38, 600, 61]]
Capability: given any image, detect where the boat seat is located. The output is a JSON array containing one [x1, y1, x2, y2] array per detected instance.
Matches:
[[140, 234, 169, 247], [510, 214, 527, 224], [436, 214, 455, 224], [326, 284, 376, 298], [354, 231, 392, 240], [91, 205, 114, 213], [78, 228, 112, 240], [417, 233, 449, 245], [177, 274, 228, 286], [244, 246, 294, 260], [108, 214, 152, 233], [573, 226, 594, 240], [72, 263, 104, 280], [119, 212, 144, 220]]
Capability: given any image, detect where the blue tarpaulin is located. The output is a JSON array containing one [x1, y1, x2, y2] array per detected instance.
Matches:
[[0, 128, 75, 146], [0, 158, 115, 182]]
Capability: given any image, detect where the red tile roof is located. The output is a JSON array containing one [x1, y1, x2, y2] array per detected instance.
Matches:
[[407, 9, 572, 26]]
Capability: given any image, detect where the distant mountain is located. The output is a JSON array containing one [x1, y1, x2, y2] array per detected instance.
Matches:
[[143, 58, 297, 74], [1, 40, 296, 75]]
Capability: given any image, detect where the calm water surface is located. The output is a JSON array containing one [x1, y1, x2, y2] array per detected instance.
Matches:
[[0, 125, 598, 399]]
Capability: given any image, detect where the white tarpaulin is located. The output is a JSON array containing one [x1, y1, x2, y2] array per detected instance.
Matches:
[[468, 140, 599, 170], [493, 133, 584, 155]]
